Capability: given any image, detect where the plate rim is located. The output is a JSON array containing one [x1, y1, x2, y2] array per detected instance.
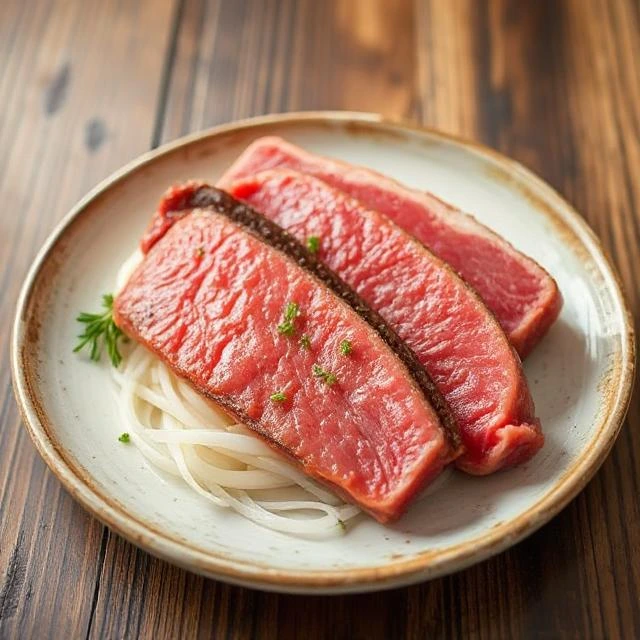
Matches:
[[11, 110, 636, 593]]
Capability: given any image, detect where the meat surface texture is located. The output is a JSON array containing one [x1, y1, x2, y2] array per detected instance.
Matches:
[[227, 171, 543, 474], [117, 184, 460, 522], [217, 137, 562, 359]]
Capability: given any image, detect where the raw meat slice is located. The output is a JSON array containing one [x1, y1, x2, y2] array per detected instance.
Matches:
[[116, 184, 461, 521], [227, 170, 543, 474], [217, 137, 562, 358]]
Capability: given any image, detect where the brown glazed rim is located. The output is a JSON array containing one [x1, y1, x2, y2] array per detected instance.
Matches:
[[11, 112, 636, 594]]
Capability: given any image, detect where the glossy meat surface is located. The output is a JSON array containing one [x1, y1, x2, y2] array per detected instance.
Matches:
[[117, 193, 456, 520], [228, 170, 543, 473], [218, 137, 562, 358]]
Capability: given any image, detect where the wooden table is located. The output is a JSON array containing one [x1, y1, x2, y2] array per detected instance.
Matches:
[[1, 0, 638, 637]]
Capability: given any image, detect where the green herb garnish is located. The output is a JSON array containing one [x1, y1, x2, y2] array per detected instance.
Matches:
[[300, 334, 311, 350], [312, 364, 337, 386], [74, 294, 124, 367], [270, 391, 287, 403], [337, 519, 346, 532], [339, 339, 353, 356], [306, 236, 321, 254], [277, 302, 300, 336], [118, 432, 130, 443], [195, 246, 205, 258]]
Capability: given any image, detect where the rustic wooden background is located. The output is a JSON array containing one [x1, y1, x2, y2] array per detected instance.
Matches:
[[1, 0, 638, 637]]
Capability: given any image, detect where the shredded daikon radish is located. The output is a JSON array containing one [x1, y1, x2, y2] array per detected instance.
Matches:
[[111, 342, 360, 536]]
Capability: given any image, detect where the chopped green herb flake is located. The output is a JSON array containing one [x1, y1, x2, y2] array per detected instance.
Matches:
[[277, 322, 295, 336], [74, 294, 124, 367], [277, 302, 300, 336], [339, 339, 353, 356], [306, 235, 321, 254], [312, 364, 337, 386], [270, 391, 287, 403], [299, 334, 311, 350], [285, 302, 299, 321], [337, 519, 346, 532], [118, 432, 130, 443], [195, 246, 205, 258]]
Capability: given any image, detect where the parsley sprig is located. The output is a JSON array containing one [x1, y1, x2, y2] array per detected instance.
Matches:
[[74, 294, 124, 367]]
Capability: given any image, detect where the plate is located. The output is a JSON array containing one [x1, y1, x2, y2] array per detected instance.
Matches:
[[11, 112, 635, 594]]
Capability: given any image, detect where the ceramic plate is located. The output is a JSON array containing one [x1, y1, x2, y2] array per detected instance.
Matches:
[[12, 112, 635, 594]]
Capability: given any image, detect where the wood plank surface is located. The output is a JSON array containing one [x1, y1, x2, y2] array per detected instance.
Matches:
[[0, 0, 179, 637], [1, 0, 638, 638]]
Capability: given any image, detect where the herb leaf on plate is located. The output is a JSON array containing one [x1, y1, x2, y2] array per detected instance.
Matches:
[[74, 293, 124, 367]]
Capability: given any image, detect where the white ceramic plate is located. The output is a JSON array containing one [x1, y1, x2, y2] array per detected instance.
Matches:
[[12, 112, 635, 594]]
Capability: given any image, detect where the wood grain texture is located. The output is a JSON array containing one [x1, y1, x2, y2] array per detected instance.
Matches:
[[1, 0, 638, 638], [0, 0, 179, 637]]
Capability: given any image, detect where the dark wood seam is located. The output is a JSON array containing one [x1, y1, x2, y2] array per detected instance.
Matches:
[[151, 0, 187, 149], [83, 2, 188, 636], [181, 0, 208, 138], [600, 0, 640, 253], [131, 546, 149, 639], [279, 0, 297, 112], [84, 528, 109, 640]]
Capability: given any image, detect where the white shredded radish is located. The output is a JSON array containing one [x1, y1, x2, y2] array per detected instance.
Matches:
[[111, 342, 360, 536]]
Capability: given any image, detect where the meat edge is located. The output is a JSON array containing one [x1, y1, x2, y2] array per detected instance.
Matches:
[[115, 193, 462, 520], [217, 136, 564, 358], [226, 169, 545, 474]]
